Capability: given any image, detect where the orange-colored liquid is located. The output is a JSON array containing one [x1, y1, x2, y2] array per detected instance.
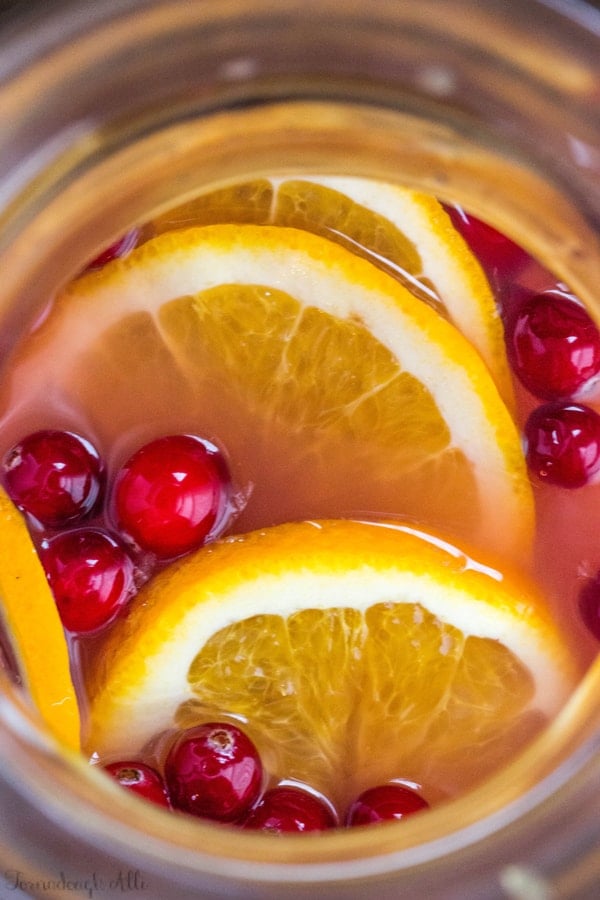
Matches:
[[0, 182, 597, 761]]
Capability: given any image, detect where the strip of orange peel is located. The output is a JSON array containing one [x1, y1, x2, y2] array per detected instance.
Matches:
[[0, 487, 80, 751]]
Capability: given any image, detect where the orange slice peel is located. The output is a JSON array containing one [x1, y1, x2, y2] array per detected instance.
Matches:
[[0, 487, 80, 750]]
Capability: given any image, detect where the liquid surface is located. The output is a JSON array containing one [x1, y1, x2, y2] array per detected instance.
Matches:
[[0, 176, 596, 826]]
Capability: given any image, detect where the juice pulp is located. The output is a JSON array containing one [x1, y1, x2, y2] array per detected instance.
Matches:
[[0, 176, 597, 811]]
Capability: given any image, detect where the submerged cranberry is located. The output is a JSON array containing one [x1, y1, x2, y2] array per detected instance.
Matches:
[[579, 575, 600, 642], [85, 228, 139, 270], [444, 205, 530, 291], [2, 429, 103, 528], [244, 786, 336, 833], [104, 761, 171, 808], [346, 783, 429, 826], [508, 291, 600, 400], [165, 723, 262, 822], [524, 402, 600, 488], [41, 528, 136, 633], [114, 434, 229, 559]]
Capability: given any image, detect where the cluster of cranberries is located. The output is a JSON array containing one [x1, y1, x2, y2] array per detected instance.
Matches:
[[1, 429, 230, 634], [450, 208, 600, 641], [512, 294, 600, 490], [449, 206, 600, 490], [102, 721, 429, 833]]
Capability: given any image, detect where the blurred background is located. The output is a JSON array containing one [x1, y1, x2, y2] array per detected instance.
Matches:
[[1, 0, 600, 29]]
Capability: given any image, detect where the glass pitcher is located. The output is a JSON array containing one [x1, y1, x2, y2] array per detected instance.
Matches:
[[0, 1, 599, 897]]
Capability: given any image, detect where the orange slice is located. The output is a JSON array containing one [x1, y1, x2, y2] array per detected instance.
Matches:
[[1, 224, 533, 562], [86, 519, 579, 811], [152, 176, 511, 401], [0, 487, 79, 750]]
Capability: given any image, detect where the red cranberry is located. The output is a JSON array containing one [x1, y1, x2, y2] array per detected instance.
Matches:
[[114, 434, 230, 559], [444, 205, 530, 292], [2, 430, 104, 528], [85, 229, 139, 270], [524, 402, 600, 488], [41, 528, 136, 633], [244, 786, 336, 833], [103, 761, 171, 808], [164, 723, 263, 823], [508, 291, 600, 400], [346, 783, 429, 826], [578, 574, 600, 641]]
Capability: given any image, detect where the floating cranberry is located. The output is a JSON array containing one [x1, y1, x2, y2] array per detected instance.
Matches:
[[508, 292, 600, 400], [114, 434, 230, 559], [2, 429, 104, 528], [165, 723, 263, 823], [524, 402, 600, 489], [41, 528, 136, 633], [579, 574, 600, 642], [103, 761, 171, 808], [244, 786, 336, 833], [444, 205, 530, 291], [85, 228, 139, 270], [346, 783, 429, 826]]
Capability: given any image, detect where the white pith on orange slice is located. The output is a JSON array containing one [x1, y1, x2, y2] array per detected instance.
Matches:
[[2, 224, 532, 561], [86, 519, 579, 810], [0, 487, 80, 750], [152, 176, 511, 401]]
